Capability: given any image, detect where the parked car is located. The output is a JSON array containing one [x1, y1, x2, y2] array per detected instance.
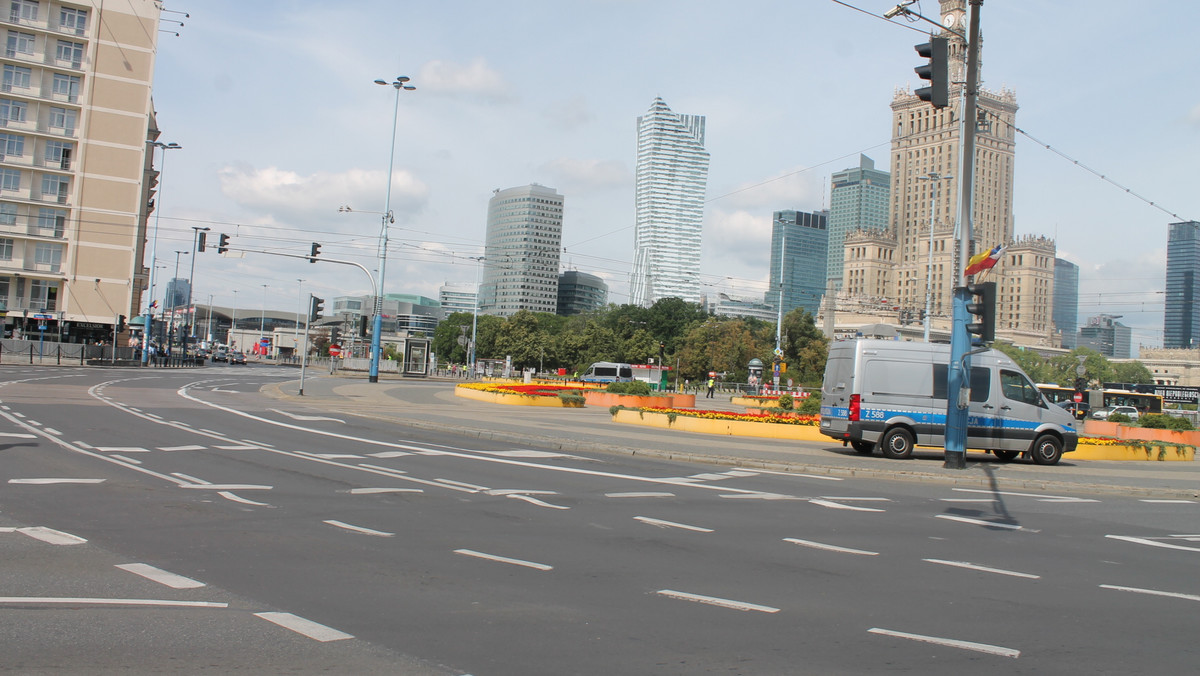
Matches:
[[228, 351, 247, 365], [1092, 405, 1140, 421], [212, 348, 228, 362]]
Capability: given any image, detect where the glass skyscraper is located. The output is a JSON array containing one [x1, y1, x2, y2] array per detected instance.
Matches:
[[630, 97, 710, 307], [765, 210, 829, 317], [1164, 220, 1200, 348], [1052, 257, 1079, 349], [478, 184, 564, 318], [827, 154, 889, 289]]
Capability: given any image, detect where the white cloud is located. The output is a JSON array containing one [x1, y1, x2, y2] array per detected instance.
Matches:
[[537, 158, 629, 193], [416, 58, 513, 103], [217, 165, 428, 227]]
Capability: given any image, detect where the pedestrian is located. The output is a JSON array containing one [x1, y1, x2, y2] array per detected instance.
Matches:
[[706, 376, 715, 398]]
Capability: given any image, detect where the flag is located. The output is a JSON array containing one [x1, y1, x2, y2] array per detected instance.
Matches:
[[964, 245, 1006, 276], [149, 300, 158, 309]]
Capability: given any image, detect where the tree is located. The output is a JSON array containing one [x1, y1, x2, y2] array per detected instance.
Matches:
[[432, 312, 474, 364], [779, 309, 828, 385], [620, 328, 659, 364], [1111, 360, 1154, 385]]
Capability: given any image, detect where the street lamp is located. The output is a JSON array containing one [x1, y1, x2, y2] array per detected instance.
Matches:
[[183, 225, 209, 355], [230, 289, 238, 348], [141, 141, 181, 364], [170, 250, 189, 353], [772, 216, 788, 390], [295, 278, 305, 357], [368, 75, 416, 383], [469, 255, 484, 377], [260, 283, 268, 358], [917, 172, 953, 342]]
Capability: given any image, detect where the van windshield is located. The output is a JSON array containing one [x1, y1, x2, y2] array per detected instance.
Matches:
[[593, 367, 616, 377]]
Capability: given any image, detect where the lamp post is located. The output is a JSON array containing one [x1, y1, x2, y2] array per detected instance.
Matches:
[[182, 225, 209, 356], [170, 250, 188, 353], [295, 278, 305, 358], [141, 141, 181, 364], [468, 255, 484, 377], [772, 216, 788, 391], [230, 289, 237, 348], [206, 294, 214, 344], [368, 75, 416, 383], [917, 172, 953, 342], [260, 283, 268, 359]]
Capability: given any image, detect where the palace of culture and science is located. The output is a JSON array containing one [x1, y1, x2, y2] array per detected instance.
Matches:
[[834, 0, 1057, 346]]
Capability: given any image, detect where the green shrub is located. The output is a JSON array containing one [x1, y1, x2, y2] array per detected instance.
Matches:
[[609, 405, 621, 416], [558, 392, 585, 407], [797, 394, 821, 415], [777, 393, 794, 410], [1108, 412, 1133, 424], [1141, 413, 1195, 431], [607, 381, 652, 396]]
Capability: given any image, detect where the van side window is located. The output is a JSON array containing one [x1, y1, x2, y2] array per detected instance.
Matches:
[[595, 367, 616, 377], [1000, 370, 1044, 407], [619, 367, 632, 379], [932, 365, 990, 402]]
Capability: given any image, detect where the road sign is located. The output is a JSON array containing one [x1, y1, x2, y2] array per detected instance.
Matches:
[[328, 344, 342, 357], [1073, 392, 1083, 403]]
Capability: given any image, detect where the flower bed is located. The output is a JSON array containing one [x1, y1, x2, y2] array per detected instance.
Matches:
[[455, 383, 584, 407], [636, 406, 819, 426], [610, 407, 824, 440]]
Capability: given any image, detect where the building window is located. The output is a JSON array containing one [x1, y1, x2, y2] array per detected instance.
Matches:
[[48, 107, 75, 134], [44, 140, 70, 169], [41, 174, 67, 202], [0, 167, 19, 191], [10, 0, 37, 23], [6, 31, 35, 57], [51, 74, 79, 102], [0, 236, 12, 259], [37, 207, 63, 236], [0, 132, 22, 157], [34, 241, 61, 269], [55, 40, 83, 67], [2, 65, 32, 91], [60, 6, 86, 34], [0, 202, 14, 225], [30, 278, 54, 310], [0, 98, 25, 124]]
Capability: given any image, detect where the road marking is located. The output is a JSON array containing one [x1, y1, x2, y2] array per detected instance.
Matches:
[[454, 549, 553, 571], [935, 514, 1026, 531], [17, 527, 87, 545], [254, 612, 353, 642], [158, 445, 206, 452], [0, 431, 36, 438], [486, 489, 557, 496], [367, 451, 411, 458], [0, 597, 227, 608], [323, 520, 393, 537], [241, 439, 273, 447], [269, 409, 346, 423], [1099, 584, 1200, 603], [635, 517, 713, 532], [179, 483, 272, 491], [868, 628, 1019, 658], [819, 496, 891, 501], [212, 445, 258, 450], [73, 440, 93, 448], [110, 454, 143, 465], [9, 478, 105, 485], [810, 499, 885, 512], [42, 428, 61, 436], [656, 590, 779, 613], [116, 563, 205, 589], [1105, 534, 1200, 553], [783, 538, 879, 556], [507, 494, 569, 509], [755, 469, 845, 481], [922, 559, 1040, 579], [25, 420, 41, 426], [298, 451, 365, 460], [719, 493, 800, 500], [348, 487, 424, 494], [355, 464, 408, 475], [218, 491, 270, 506], [952, 487, 1098, 503], [606, 492, 676, 498], [1140, 499, 1195, 504], [481, 449, 576, 458], [939, 498, 997, 503], [95, 446, 150, 453], [436, 478, 489, 492]]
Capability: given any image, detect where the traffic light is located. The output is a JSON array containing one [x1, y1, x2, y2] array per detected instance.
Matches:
[[329, 325, 340, 345], [116, 314, 126, 332], [309, 296, 324, 322], [965, 281, 996, 344], [309, 242, 321, 263], [914, 36, 949, 108], [359, 315, 369, 338], [217, 233, 230, 254], [197, 232, 207, 252]]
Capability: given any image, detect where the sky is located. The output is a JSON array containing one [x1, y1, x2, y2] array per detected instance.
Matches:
[[146, 0, 1200, 352]]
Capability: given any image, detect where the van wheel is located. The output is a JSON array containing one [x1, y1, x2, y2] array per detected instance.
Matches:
[[993, 450, 1019, 462], [1030, 435, 1063, 466], [851, 440, 874, 455], [880, 428, 914, 460]]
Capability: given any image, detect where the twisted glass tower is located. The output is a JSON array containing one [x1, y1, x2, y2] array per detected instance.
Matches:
[[630, 98, 709, 307]]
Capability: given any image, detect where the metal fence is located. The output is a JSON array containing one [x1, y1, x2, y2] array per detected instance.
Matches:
[[0, 339, 202, 367]]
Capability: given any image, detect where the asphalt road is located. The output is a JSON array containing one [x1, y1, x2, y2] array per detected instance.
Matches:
[[1, 364, 1197, 674]]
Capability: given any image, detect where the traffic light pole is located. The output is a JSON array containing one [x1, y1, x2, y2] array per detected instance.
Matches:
[[299, 293, 311, 396], [944, 0, 984, 470]]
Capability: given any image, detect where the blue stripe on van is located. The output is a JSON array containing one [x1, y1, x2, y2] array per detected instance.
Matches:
[[822, 407, 1069, 434]]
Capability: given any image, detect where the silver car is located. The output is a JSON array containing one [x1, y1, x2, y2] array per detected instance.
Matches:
[[1092, 405, 1140, 421]]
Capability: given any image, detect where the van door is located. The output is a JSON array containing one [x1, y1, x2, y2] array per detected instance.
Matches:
[[993, 369, 1049, 451]]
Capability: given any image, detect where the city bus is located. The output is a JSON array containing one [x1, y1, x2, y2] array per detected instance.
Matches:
[[1035, 384, 1162, 414]]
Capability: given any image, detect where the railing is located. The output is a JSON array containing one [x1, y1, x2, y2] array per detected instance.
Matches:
[[0, 338, 204, 367]]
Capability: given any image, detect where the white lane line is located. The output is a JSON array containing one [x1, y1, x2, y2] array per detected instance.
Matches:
[[218, 491, 270, 506], [784, 538, 879, 556], [656, 590, 779, 614], [115, 563, 205, 589], [939, 498, 997, 503], [635, 517, 713, 533], [110, 454, 143, 465], [922, 559, 1040, 579], [172, 472, 208, 484], [42, 428, 62, 436], [454, 549, 553, 571], [11, 412, 24, 418], [73, 440, 94, 448], [158, 445, 206, 452], [935, 514, 1027, 531], [95, 446, 150, 453], [481, 449, 575, 458], [213, 445, 258, 450], [1140, 499, 1195, 504], [1099, 584, 1200, 603], [1105, 534, 1200, 553], [25, 420, 41, 426], [323, 520, 394, 537], [1171, 533, 1200, 540], [269, 409, 346, 423], [9, 478, 105, 485], [436, 478, 489, 491], [607, 492, 676, 498], [868, 628, 1020, 658], [356, 463, 408, 475], [0, 431, 36, 438], [0, 597, 226, 608], [810, 499, 885, 512], [143, 413, 163, 420], [297, 452, 365, 460], [753, 470, 844, 481], [198, 428, 222, 436], [179, 483, 272, 491], [367, 451, 411, 458], [169, 421, 190, 427], [486, 489, 557, 496], [241, 439, 273, 447], [818, 496, 891, 502], [348, 487, 424, 494], [255, 611, 353, 642], [719, 493, 800, 500], [506, 494, 569, 510], [952, 487, 1098, 503], [17, 527, 87, 545]]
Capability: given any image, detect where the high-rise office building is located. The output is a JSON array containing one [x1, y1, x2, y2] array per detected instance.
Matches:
[[165, 277, 190, 311], [439, 281, 477, 319], [630, 97, 709, 307], [478, 184, 563, 318], [827, 155, 889, 289], [0, 1, 161, 343], [556, 270, 607, 316], [1164, 220, 1200, 348], [1079, 314, 1132, 359], [1053, 257, 1079, 349], [766, 210, 829, 317]]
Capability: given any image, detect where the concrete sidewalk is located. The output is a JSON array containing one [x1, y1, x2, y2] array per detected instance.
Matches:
[[263, 376, 1200, 500]]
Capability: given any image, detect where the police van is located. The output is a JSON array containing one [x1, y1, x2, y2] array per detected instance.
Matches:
[[819, 339, 1078, 465], [580, 362, 634, 384]]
